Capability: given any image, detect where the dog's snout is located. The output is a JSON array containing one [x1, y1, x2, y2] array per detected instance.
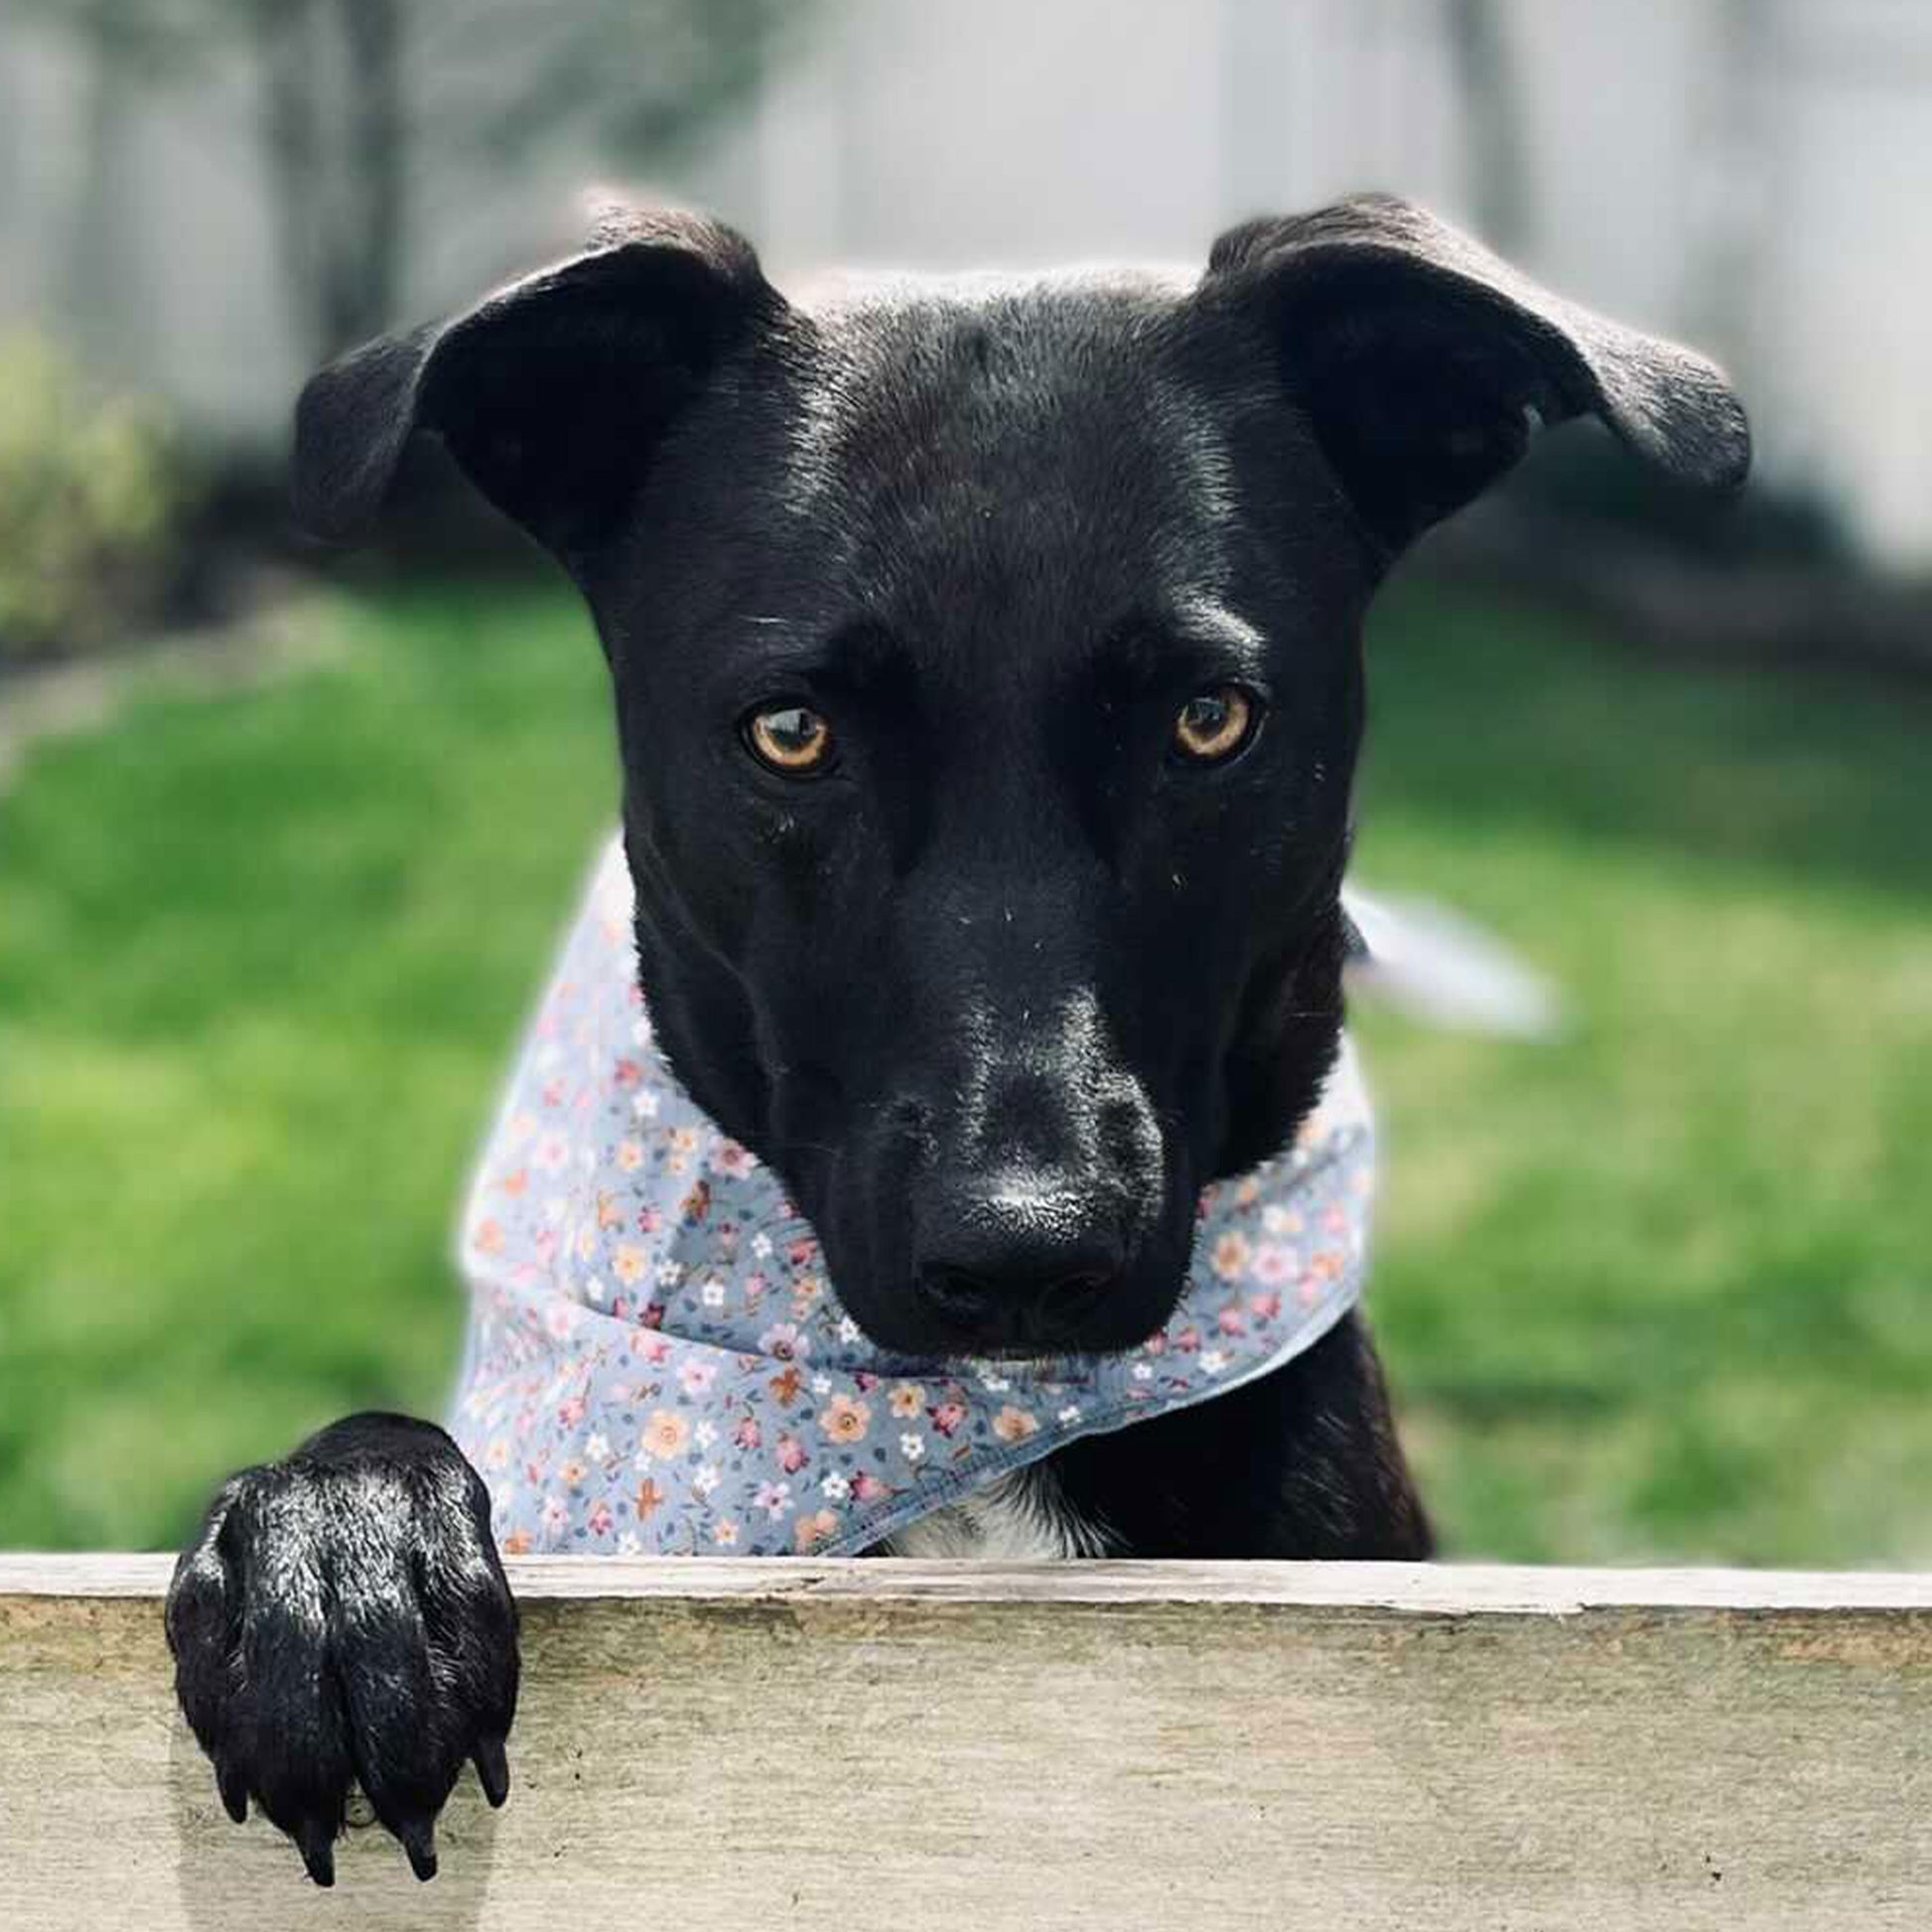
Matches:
[[912, 1179, 1129, 1347]]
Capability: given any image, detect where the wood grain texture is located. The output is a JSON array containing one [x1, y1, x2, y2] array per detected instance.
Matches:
[[2, 1556, 1928, 1930]]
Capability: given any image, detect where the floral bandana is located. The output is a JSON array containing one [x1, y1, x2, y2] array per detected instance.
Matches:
[[451, 837, 1376, 1558]]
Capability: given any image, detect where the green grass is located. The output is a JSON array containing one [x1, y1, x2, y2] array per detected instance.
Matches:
[[2, 578, 1927, 1563]]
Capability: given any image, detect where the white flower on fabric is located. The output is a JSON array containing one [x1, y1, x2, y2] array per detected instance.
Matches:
[[1200, 1349, 1229, 1374], [631, 1089, 661, 1119], [1131, 1362, 1155, 1382], [654, 1258, 684, 1286], [810, 1373, 833, 1397], [752, 1232, 773, 1259], [820, 1472, 851, 1501], [754, 1480, 791, 1518], [1057, 1405, 1083, 1425], [584, 1433, 610, 1462], [977, 1371, 1011, 1393], [692, 1463, 721, 1497], [836, 1316, 863, 1344], [583, 1274, 608, 1306], [617, 1532, 641, 1555], [899, 1434, 925, 1462], [700, 1277, 727, 1308], [694, 1419, 719, 1449]]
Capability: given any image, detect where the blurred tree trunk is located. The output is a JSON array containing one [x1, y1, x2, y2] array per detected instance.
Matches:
[[1445, 0, 1530, 253], [254, 0, 406, 360]]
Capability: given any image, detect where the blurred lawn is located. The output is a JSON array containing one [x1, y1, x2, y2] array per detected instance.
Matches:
[[3, 579, 1928, 1562]]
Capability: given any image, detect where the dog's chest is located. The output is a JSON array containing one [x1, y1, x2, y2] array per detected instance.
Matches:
[[881, 1462, 1111, 1560]]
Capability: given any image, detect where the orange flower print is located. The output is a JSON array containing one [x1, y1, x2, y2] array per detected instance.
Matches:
[[793, 1508, 839, 1553], [992, 1404, 1038, 1444], [634, 1478, 666, 1521], [613, 1242, 649, 1286], [889, 1381, 926, 1420], [682, 1179, 712, 1224], [615, 1138, 645, 1173], [501, 1530, 533, 1556], [712, 1519, 740, 1548], [769, 1365, 804, 1407], [597, 1191, 623, 1230], [638, 1410, 689, 1460], [1210, 1231, 1251, 1281], [472, 1218, 505, 1257], [497, 1167, 529, 1197], [819, 1393, 873, 1445]]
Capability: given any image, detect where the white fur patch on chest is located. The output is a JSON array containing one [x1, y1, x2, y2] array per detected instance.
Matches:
[[883, 1462, 1112, 1560]]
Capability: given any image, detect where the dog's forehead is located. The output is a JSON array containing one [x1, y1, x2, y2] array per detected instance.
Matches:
[[757, 264, 1244, 634]]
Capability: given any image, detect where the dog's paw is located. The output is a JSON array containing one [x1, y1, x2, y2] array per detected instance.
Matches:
[[165, 1413, 519, 1885]]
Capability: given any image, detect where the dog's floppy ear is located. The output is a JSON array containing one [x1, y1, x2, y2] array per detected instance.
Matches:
[[1200, 193, 1750, 551], [293, 207, 783, 560]]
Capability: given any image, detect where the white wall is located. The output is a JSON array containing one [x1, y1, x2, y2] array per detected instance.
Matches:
[[3, 0, 1926, 563]]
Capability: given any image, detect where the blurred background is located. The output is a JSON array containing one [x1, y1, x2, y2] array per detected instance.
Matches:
[[2, 0, 1926, 1562]]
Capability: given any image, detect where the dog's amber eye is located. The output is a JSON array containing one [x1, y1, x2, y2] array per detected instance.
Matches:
[[745, 703, 835, 775], [1172, 686, 1257, 764]]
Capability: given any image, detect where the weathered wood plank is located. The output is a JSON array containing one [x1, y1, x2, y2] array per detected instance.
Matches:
[[2, 1556, 1927, 1930]]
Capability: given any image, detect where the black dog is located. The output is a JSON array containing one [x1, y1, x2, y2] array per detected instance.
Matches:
[[166, 194, 1748, 1884]]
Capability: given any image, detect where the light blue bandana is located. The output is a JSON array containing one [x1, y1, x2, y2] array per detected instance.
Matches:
[[450, 837, 1375, 1557]]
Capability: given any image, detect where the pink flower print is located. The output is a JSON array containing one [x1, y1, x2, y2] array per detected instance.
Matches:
[[1323, 1205, 1350, 1236], [889, 1382, 927, 1419], [927, 1400, 968, 1438], [557, 1394, 587, 1432], [587, 1501, 614, 1536], [472, 1218, 505, 1258], [712, 1519, 740, 1548], [545, 1302, 582, 1342], [616, 1139, 645, 1173], [637, 1206, 662, 1235], [630, 1329, 672, 1365], [533, 1131, 571, 1173], [613, 1057, 642, 1088], [641, 1301, 667, 1330], [1251, 1243, 1296, 1287], [733, 1416, 763, 1451], [787, 1238, 818, 1269], [851, 1472, 892, 1503], [759, 1321, 810, 1363], [539, 1495, 570, 1536], [1216, 1305, 1247, 1337], [992, 1405, 1038, 1444], [744, 1270, 769, 1304], [793, 1508, 839, 1553], [1143, 1332, 1169, 1356], [712, 1139, 756, 1178], [777, 1433, 810, 1474], [1172, 1326, 1202, 1354], [754, 1480, 792, 1520], [678, 1359, 718, 1397], [1248, 1291, 1283, 1322]]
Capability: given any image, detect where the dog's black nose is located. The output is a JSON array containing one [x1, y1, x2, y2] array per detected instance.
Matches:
[[912, 1184, 1127, 1348]]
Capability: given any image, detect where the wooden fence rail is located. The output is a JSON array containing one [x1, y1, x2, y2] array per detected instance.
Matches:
[[3, 1555, 1928, 1929]]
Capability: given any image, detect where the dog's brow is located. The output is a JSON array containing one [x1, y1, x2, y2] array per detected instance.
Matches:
[[1168, 597, 1268, 674]]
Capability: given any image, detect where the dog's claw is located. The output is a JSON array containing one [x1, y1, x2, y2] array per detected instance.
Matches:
[[473, 1733, 510, 1808], [297, 1816, 338, 1888], [399, 1815, 438, 1882]]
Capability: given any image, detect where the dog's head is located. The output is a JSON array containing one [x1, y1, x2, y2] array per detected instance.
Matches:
[[296, 195, 1747, 1359]]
